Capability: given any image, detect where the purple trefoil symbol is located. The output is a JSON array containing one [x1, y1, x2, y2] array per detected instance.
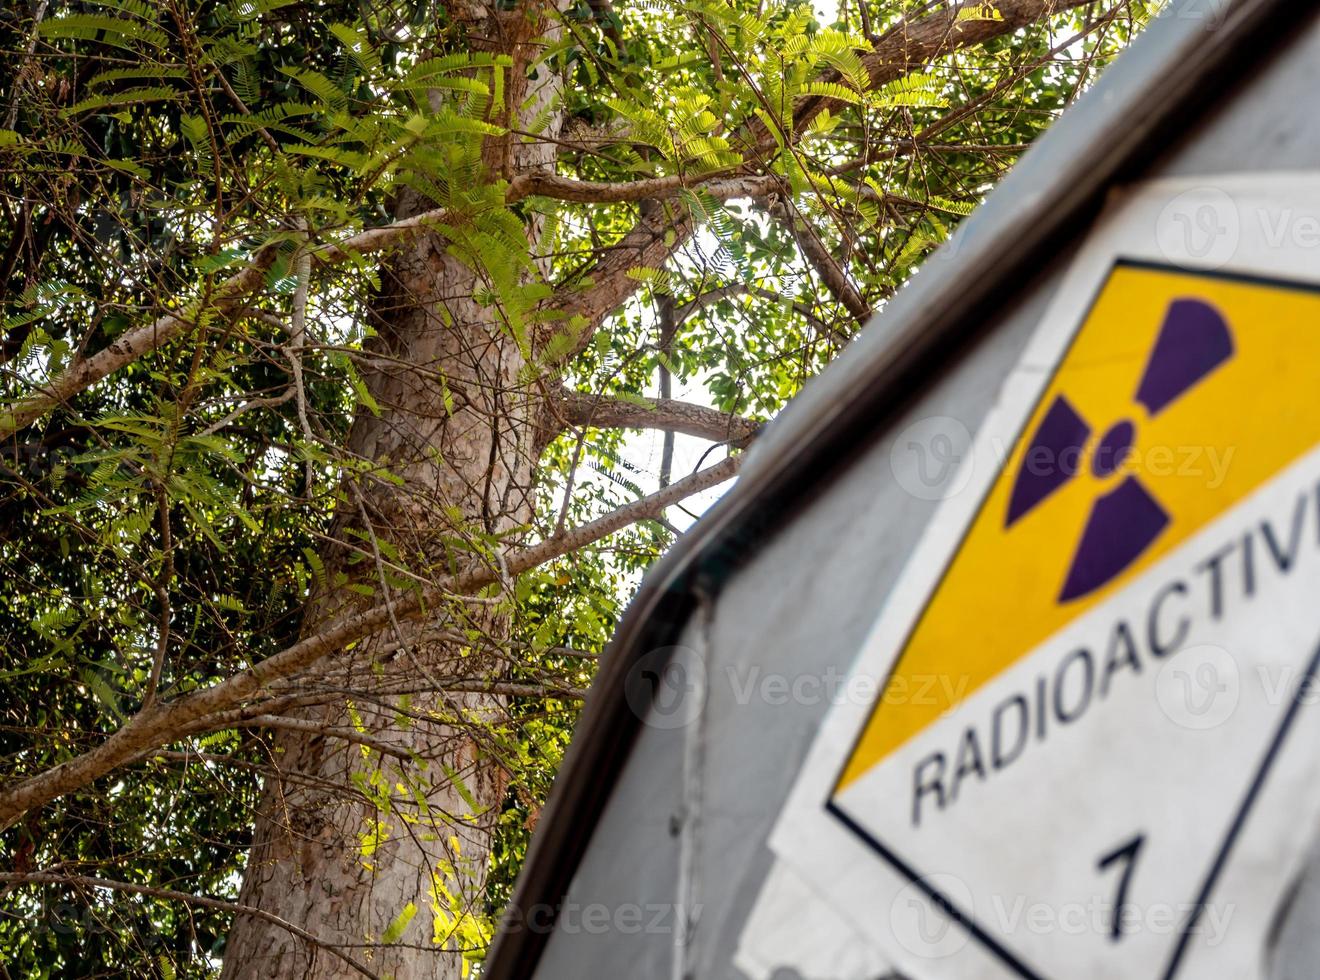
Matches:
[[1004, 297, 1234, 602]]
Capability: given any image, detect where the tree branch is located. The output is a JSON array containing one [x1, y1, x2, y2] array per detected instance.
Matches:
[[0, 169, 783, 441], [515, 171, 780, 204], [781, 0, 1099, 151], [0, 872, 382, 979], [555, 387, 760, 447], [224, 714, 417, 761], [0, 455, 742, 827], [657, 293, 677, 487], [0, 1, 1087, 441], [673, 282, 849, 345], [549, 0, 1089, 364], [829, 6, 1130, 172], [673, 283, 748, 326], [0, 197, 464, 441], [0, 251, 277, 440], [546, 197, 699, 360], [766, 197, 872, 325]]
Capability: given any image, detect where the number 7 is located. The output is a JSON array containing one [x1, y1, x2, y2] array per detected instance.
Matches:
[[1097, 834, 1145, 941]]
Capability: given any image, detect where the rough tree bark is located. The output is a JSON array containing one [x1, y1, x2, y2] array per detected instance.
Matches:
[[197, 0, 1101, 974], [222, 5, 566, 977], [0, 9, 1134, 973]]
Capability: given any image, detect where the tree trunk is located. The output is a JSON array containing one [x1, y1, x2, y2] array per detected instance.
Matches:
[[223, 7, 562, 977]]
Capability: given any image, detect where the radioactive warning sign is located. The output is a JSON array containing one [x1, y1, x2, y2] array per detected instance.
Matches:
[[767, 178, 1320, 980], [837, 261, 1320, 799]]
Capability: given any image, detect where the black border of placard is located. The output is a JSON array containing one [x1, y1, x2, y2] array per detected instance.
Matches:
[[826, 260, 1320, 980]]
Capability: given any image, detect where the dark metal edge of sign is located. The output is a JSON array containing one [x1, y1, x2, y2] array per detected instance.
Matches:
[[482, 2, 1319, 978]]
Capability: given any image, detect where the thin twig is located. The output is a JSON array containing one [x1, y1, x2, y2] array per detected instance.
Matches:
[[0, 872, 382, 979]]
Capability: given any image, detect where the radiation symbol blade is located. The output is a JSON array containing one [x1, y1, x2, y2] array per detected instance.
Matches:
[[1059, 474, 1170, 601], [1001, 295, 1235, 602], [1135, 297, 1234, 416], [1005, 394, 1090, 527]]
